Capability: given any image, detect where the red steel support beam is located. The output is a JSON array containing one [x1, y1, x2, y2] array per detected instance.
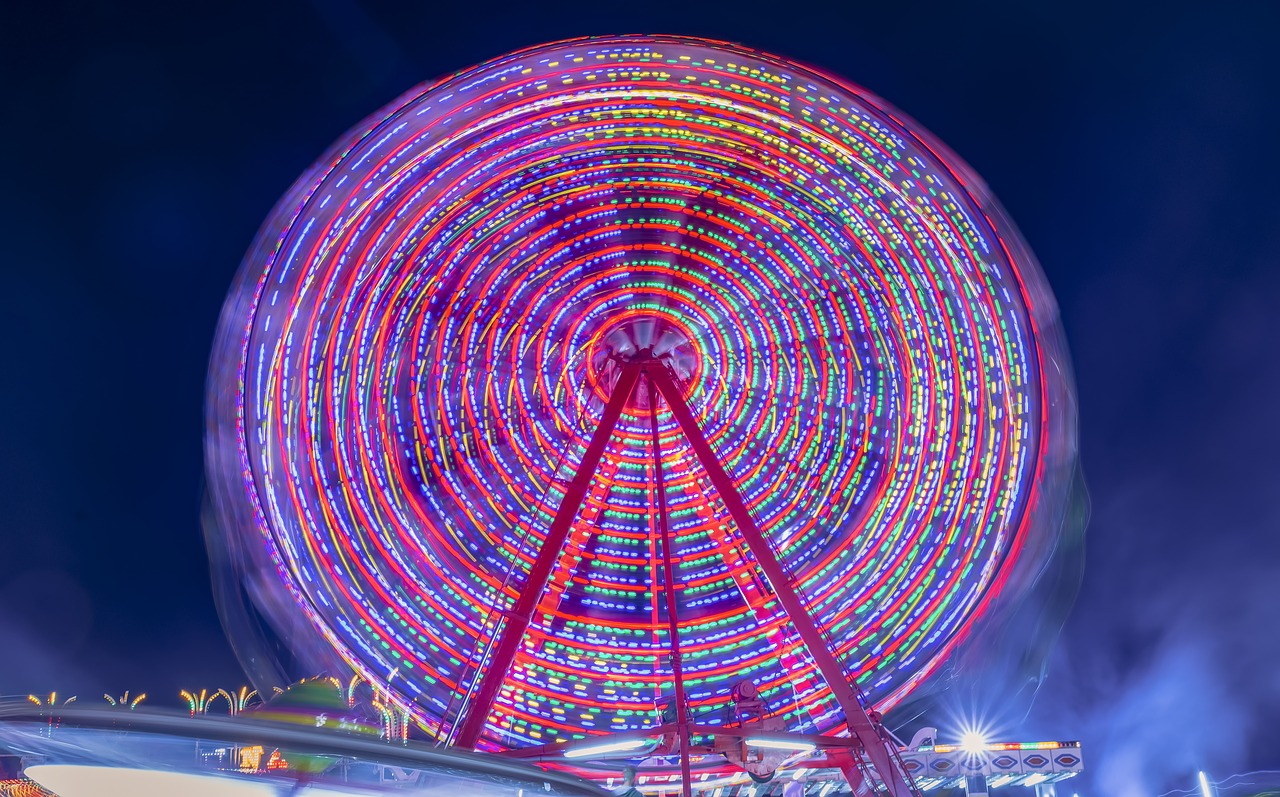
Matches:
[[648, 374, 693, 797], [840, 763, 878, 797], [645, 364, 916, 797], [454, 362, 643, 749]]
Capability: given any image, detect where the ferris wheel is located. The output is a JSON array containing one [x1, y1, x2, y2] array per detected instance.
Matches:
[[206, 34, 1078, 797]]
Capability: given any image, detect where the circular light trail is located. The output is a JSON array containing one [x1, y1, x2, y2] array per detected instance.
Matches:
[[207, 35, 1076, 750]]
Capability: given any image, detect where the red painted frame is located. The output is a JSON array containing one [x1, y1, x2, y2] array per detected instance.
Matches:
[[453, 362, 642, 747], [453, 357, 918, 797]]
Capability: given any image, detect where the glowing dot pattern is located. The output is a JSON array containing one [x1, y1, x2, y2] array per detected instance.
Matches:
[[211, 36, 1070, 748]]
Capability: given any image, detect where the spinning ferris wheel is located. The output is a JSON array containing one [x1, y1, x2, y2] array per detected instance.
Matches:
[[206, 34, 1079, 797]]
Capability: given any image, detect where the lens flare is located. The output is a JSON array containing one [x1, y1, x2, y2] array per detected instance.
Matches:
[[959, 730, 989, 756]]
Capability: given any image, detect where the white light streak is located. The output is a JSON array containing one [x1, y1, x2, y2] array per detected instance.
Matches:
[[25, 766, 276, 797]]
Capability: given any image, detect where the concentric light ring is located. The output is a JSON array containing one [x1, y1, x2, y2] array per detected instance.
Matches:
[[207, 35, 1076, 749]]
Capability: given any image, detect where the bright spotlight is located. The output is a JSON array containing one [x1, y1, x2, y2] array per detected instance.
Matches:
[[1199, 771, 1212, 797], [959, 729, 989, 755]]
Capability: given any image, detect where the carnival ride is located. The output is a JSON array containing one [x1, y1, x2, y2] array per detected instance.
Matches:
[[202, 32, 1080, 797], [0, 697, 1083, 797], [0, 702, 608, 797], [1, 33, 1083, 797]]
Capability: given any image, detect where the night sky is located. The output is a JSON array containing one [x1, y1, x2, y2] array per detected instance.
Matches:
[[4, 2, 1279, 794]]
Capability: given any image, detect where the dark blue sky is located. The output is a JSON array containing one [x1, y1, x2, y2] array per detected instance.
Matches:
[[3, 2, 1278, 794]]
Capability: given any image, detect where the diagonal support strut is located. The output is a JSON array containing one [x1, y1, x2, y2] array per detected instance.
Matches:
[[645, 365, 917, 797], [453, 362, 642, 748], [454, 357, 918, 797], [648, 373, 693, 797]]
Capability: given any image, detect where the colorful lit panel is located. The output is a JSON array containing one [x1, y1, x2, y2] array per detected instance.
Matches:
[[208, 36, 1074, 749]]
